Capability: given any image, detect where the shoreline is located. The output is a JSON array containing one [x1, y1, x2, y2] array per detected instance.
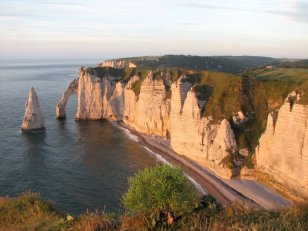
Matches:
[[116, 121, 292, 210]]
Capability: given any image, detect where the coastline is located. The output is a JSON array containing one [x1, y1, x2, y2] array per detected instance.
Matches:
[[116, 121, 292, 210]]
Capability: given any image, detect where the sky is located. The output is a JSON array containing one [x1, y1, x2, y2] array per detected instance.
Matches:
[[0, 0, 308, 59]]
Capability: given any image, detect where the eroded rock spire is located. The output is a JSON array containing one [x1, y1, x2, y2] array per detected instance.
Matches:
[[21, 87, 45, 132]]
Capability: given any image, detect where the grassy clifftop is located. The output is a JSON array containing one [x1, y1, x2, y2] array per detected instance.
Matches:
[[1, 193, 307, 231], [105, 55, 279, 74]]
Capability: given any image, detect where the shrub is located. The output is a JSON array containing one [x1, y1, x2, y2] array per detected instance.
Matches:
[[0, 193, 68, 231], [122, 165, 198, 215]]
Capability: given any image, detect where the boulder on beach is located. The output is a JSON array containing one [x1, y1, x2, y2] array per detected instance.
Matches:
[[21, 87, 45, 132]]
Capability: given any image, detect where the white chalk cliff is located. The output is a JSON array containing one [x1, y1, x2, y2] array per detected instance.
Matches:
[[57, 69, 238, 178], [101, 60, 136, 68], [123, 71, 170, 137], [256, 94, 308, 198], [169, 76, 238, 178], [75, 68, 105, 120], [21, 87, 45, 131], [106, 81, 124, 120]]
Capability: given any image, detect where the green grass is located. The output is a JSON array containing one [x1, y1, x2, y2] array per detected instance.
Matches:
[[0, 193, 68, 231], [118, 55, 278, 74], [129, 67, 182, 96], [1, 193, 307, 231], [170, 203, 308, 231], [256, 68, 308, 82], [85, 66, 135, 82], [130, 69, 149, 96]]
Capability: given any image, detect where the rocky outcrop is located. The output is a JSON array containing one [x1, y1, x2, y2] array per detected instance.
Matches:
[[56, 79, 78, 119], [169, 76, 238, 178], [105, 81, 124, 120], [208, 119, 238, 164], [75, 68, 104, 120], [232, 111, 248, 125], [101, 60, 136, 68], [123, 72, 170, 137], [256, 95, 308, 198], [21, 87, 45, 132]]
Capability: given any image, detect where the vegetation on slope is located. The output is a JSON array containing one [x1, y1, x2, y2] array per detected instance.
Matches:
[[169, 67, 308, 166], [245, 67, 308, 82], [186, 70, 245, 120], [85, 66, 135, 82], [0, 193, 67, 230], [111, 55, 308, 74], [129, 67, 182, 97], [130, 69, 149, 96], [276, 59, 308, 69], [1, 165, 308, 231], [109, 55, 279, 74]]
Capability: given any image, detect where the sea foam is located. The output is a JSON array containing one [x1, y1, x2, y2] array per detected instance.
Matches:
[[116, 125, 139, 142], [142, 145, 207, 194]]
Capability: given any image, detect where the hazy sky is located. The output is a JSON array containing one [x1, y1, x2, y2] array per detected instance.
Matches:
[[0, 0, 308, 59]]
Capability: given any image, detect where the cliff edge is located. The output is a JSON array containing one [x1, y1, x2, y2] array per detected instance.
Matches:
[[256, 93, 308, 198]]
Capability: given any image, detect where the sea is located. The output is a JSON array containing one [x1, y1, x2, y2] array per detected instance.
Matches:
[[0, 59, 158, 215]]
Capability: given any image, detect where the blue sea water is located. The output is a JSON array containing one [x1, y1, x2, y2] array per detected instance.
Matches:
[[0, 59, 156, 215]]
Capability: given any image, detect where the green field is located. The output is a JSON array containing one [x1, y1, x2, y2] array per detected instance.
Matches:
[[255, 68, 308, 82]]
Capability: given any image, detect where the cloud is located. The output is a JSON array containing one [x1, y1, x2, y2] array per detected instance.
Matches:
[[181, 1, 308, 23], [175, 22, 202, 26], [0, 16, 24, 21], [266, 1, 308, 23], [179, 2, 247, 11], [45, 2, 87, 9]]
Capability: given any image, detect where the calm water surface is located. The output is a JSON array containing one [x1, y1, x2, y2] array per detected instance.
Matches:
[[0, 59, 156, 215]]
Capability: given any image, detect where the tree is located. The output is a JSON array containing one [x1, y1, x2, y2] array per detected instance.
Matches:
[[122, 164, 197, 215]]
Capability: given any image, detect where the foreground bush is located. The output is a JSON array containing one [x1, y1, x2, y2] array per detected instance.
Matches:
[[122, 164, 198, 215]]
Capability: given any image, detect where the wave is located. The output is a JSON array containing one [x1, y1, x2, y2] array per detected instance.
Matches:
[[185, 174, 207, 195], [116, 125, 139, 142], [142, 145, 207, 194], [142, 146, 171, 166]]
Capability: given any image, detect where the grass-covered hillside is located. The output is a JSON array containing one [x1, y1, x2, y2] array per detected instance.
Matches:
[[103, 55, 279, 74], [103, 55, 308, 74]]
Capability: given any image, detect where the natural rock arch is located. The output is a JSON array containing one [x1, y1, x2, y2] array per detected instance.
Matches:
[[56, 78, 78, 119]]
